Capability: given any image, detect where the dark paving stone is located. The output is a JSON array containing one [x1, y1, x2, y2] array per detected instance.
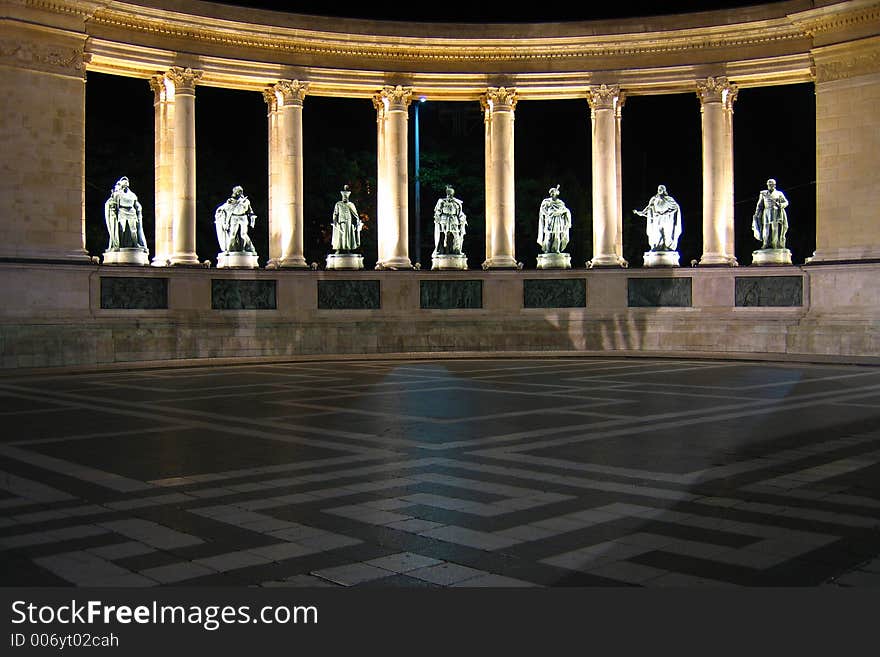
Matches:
[[26, 431, 349, 481]]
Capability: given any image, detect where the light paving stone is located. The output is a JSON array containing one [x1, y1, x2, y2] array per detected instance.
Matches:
[[325, 505, 413, 525], [87, 541, 156, 560], [312, 563, 391, 586], [267, 525, 330, 542], [99, 519, 203, 549], [280, 574, 339, 587], [245, 542, 319, 562], [451, 574, 540, 587], [587, 561, 670, 584], [105, 493, 194, 510], [364, 552, 443, 574], [834, 571, 880, 587], [418, 525, 520, 551], [297, 533, 362, 551], [385, 518, 445, 533], [650, 572, 741, 587], [615, 532, 678, 550], [407, 563, 488, 586], [239, 518, 298, 533], [140, 561, 217, 584], [529, 517, 586, 534], [493, 524, 559, 542], [194, 550, 273, 573], [362, 498, 414, 511]]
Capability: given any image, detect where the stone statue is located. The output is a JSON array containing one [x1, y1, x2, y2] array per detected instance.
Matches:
[[326, 184, 364, 270], [633, 184, 682, 253], [433, 185, 467, 255], [536, 185, 572, 269], [752, 178, 789, 250], [538, 185, 571, 254], [215, 186, 257, 255], [103, 176, 149, 265], [331, 185, 362, 253]]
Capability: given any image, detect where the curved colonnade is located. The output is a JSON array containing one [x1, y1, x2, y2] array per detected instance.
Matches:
[[1, 0, 879, 367]]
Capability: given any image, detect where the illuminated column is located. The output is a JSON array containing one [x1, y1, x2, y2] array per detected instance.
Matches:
[[697, 76, 738, 266], [166, 67, 202, 266], [373, 86, 413, 269], [264, 80, 308, 268], [481, 87, 518, 269], [149, 74, 174, 266], [587, 85, 627, 267]]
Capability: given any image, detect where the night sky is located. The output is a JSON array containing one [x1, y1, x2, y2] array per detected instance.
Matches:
[[84, 1, 815, 267]]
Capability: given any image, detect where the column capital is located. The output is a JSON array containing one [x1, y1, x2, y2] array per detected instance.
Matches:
[[149, 74, 172, 102], [696, 76, 738, 109], [372, 85, 412, 115], [480, 87, 518, 114], [263, 80, 309, 111], [164, 66, 203, 94], [586, 84, 624, 112]]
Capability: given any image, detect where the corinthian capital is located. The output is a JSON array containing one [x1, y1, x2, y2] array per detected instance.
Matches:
[[481, 87, 518, 113], [373, 85, 413, 115], [263, 80, 308, 110], [586, 84, 624, 112], [696, 76, 738, 108], [164, 67, 203, 94]]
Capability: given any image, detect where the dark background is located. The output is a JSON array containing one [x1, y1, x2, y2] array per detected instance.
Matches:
[[84, 0, 815, 268]]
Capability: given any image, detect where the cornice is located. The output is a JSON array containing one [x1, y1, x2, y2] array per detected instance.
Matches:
[[83, 7, 813, 66]]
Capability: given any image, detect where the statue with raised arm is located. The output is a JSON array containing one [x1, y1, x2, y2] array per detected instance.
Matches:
[[432, 185, 468, 269], [632, 184, 682, 267], [633, 185, 682, 252], [102, 176, 149, 265], [326, 184, 364, 270]]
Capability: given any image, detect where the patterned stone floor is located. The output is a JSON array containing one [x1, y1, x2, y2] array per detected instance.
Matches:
[[1, 357, 879, 587]]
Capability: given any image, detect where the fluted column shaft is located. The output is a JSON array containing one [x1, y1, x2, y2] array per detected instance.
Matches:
[[587, 85, 627, 267], [698, 76, 738, 266], [481, 87, 518, 269], [265, 80, 308, 268], [149, 74, 174, 266], [166, 67, 202, 266], [374, 86, 412, 269]]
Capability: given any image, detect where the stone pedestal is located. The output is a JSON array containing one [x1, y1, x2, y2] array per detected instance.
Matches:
[[537, 253, 571, 270], [432, 254, 468, 270], [643, 251, 680, 267], [217, 252, 258, 269], [326, 253, 364, 270], [751, 248, 792, 265], [103, 248, 150, 266]]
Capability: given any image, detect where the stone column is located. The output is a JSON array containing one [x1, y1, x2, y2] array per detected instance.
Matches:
[[373, 86, 413, 270], [809, 38, 880, 263], [697, 76, 738, 266], [0, 23, 90, 261], [587, 84, 627, 267], [264, 80, 308, 268], [481, 87, 518, 269], [149, 74, 174, 266], [166, 67, 202, 266]]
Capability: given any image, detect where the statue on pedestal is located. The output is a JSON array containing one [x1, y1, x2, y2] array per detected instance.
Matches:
[[326, 185, 364, 270], [103, 176, 149, 265], [633, 184, 682, 267], [215, 185, 258, 268], [751, 178, 791, 265], [432, 185, 468, 270], [536, 185, 571, 269]]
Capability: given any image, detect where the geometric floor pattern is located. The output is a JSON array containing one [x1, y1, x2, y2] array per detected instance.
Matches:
[[1, 357, 879, 587]]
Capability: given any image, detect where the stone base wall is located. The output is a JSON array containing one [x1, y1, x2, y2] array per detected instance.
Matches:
[[1, 263, 877, 369]]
